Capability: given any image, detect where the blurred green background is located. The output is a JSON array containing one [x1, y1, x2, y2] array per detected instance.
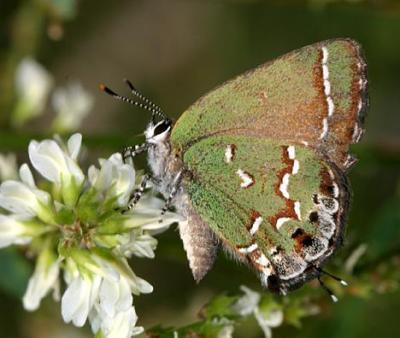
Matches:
[[0, 1, 400, 338]]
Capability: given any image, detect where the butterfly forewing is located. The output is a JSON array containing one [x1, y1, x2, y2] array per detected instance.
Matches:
[[171, 39, 368, 171]]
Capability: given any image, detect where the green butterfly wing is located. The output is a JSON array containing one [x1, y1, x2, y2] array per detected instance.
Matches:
[[182, 135, 350, 292], [171, 38, 367, 171], [170, 38, 366, 292]]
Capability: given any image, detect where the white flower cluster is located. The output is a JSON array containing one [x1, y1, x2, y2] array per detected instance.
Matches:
[[0, 134, 183, 338]]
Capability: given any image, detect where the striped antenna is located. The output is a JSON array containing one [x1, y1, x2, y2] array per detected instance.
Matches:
[[319, 268, 348, 286], [124, 79, 165, 115], [312, 265, 348, 302], [99, 83, 167, 120], [317, 276, 338, 303]]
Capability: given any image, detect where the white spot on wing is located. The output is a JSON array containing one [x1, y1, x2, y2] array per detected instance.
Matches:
[[250, 216, 263, 235], [323, 78, 331, 96], [294, 201, 302, 220], [322, 47, 329, 63], [287, 145, 295, 159], [319, 46, 335, 140], [276, 217, 291, 230], [254, 250, 274, 278], [276, 145, 302, 231], [327, 168, 335, 179], [327, 169, 339, 198], [279, 173, 290, 199], [236, 169, 253, 188], [224, 145, 234, 163], [238, 243, 258, 254], [292, 159, 299, 175], [319, 118, 329, 139], [332, 182, 339, 198], [256, 253, 270, 267], [327, 96, 334, 116]]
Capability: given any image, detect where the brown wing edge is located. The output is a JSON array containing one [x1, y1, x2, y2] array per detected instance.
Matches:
[[351, 38, 369, 144], [321, 38, 369, 173]]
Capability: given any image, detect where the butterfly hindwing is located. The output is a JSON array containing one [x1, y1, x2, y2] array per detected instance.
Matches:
[[182, 135, 350, 292], [172, 38, 367, 171]]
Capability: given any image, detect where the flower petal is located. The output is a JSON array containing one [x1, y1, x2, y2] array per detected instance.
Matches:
[[88, 165, 99, 185], [0, 181, 41, 216], [0, 214, 31, 248], [29, 140, 66, 183], [253, 306, 284, 338], [99, 278, 120, 317], [19, 164, 35, 188], [119, 233, 157, 259], [129, 273, 153, 295], [67, 133, 82, 161], [107, 308, 140, 338], [62, 275, 97, 327], [23, 250, 60, 311], [233, 286, 261, 316]]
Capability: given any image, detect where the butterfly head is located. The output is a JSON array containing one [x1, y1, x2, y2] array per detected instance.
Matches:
[[145, 119, 172, 144], [99, 80, 171, 145], [100, 80, 180, 203]]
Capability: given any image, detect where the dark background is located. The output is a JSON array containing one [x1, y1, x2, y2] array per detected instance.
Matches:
[[0, 1, 399, 337]]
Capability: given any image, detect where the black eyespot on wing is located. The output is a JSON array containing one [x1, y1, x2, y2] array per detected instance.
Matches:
[[154, 120, 171, 135], [309, 212, 319, 223], [291, 228, 304, 239], [302, 235, 313, 247], [327, 185, 335, 195]]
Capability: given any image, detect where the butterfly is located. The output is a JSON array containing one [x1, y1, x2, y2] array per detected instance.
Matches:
[[101, 38, 368, 296]]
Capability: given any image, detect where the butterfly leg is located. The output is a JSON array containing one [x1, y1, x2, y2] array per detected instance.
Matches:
[[121, 142, 149, 164], [161, 170, 183, 215], [125, 173, 152, 211]]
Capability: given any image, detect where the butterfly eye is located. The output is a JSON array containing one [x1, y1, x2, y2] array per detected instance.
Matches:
[[153, 120, 171, 136]]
